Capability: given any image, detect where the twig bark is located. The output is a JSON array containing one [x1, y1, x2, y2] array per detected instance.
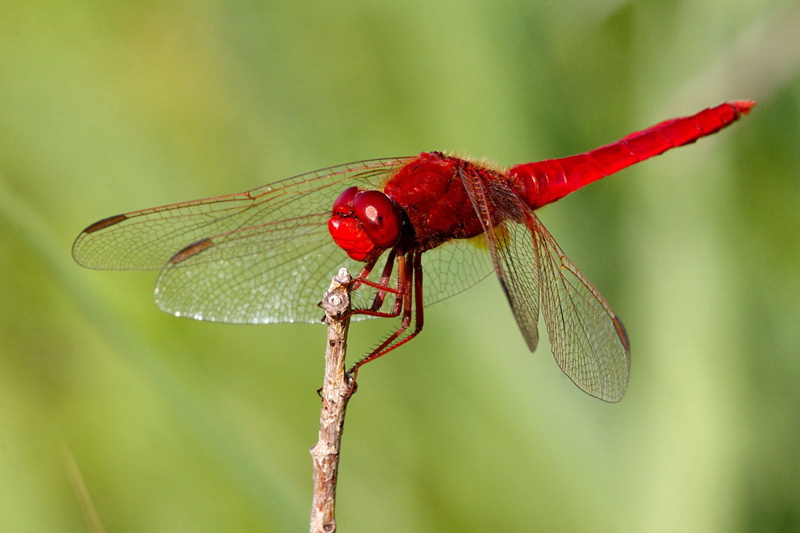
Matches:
[[310, 268, 357, 533]]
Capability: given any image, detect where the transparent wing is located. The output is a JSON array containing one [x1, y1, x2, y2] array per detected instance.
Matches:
[[458, 166, 542, 351], [420, 234, 494, 306], [460, 167, 630, 402], [73, 158, 406, 323], [73, 158, 409, 270], [529, 214, 630, 402], [152, 219, 372, 323], [73, 156, 494, 324]]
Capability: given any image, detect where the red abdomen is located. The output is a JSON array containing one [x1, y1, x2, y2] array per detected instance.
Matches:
[[508, 101, 755, 209]]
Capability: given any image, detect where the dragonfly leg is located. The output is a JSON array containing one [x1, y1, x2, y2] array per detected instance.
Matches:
[[352, 248, 404, 319], [349, 251, 425, 378], [350, 249, 401, 297]]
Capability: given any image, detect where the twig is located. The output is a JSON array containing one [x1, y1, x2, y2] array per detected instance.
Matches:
[[310, 268, 357, 533]]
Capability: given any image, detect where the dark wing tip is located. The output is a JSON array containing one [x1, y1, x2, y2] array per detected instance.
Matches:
[[169, 238, 214, 264], [82, 214, 128, 234], [612, 314, 631, 354], [598, 314, 631, 403], [73, 214, 130, 267]]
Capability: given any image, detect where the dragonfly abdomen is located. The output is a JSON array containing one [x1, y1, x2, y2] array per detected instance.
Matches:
[[508, 101, 755, 210]]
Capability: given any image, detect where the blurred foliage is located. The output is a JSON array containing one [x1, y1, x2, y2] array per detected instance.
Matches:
[[1, 0, 799, 531]]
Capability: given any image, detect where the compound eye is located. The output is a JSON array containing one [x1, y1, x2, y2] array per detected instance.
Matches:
[[352, 190, 402, 248], [332, 186, 360, 214]]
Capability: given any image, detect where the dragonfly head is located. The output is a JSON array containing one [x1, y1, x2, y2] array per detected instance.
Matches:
[[328, 186, 403, 261]]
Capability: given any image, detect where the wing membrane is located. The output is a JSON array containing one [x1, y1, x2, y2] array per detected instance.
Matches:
[[73, 159, 408, 323], [459, 167, 542, 351], [73, 156, 494, 324], [529, 215, 630, 402], [72, 158, 409, 270], [460, 166, 630, 402], [153, 220, 369, 323]]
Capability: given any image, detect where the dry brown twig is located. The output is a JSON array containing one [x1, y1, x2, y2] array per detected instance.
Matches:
[[309, 268, 357, 533]]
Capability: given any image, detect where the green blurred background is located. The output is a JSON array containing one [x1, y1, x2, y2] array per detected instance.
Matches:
[[2, 1, 799, 531]]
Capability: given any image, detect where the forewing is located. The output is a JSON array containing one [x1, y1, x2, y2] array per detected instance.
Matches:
[[73, 158, 408, 270], [530, 215, 630, 402], [72, 158, 410, 323]]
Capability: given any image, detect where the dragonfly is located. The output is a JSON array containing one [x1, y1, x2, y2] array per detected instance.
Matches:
[[73, 101, 754, 402]]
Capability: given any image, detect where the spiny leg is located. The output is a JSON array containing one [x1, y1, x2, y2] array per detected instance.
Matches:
[[349, 251, 426, 377], [353, 248, 404, 319]]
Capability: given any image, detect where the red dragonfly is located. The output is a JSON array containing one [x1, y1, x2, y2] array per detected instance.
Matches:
[[73, 101, 754, 402]]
